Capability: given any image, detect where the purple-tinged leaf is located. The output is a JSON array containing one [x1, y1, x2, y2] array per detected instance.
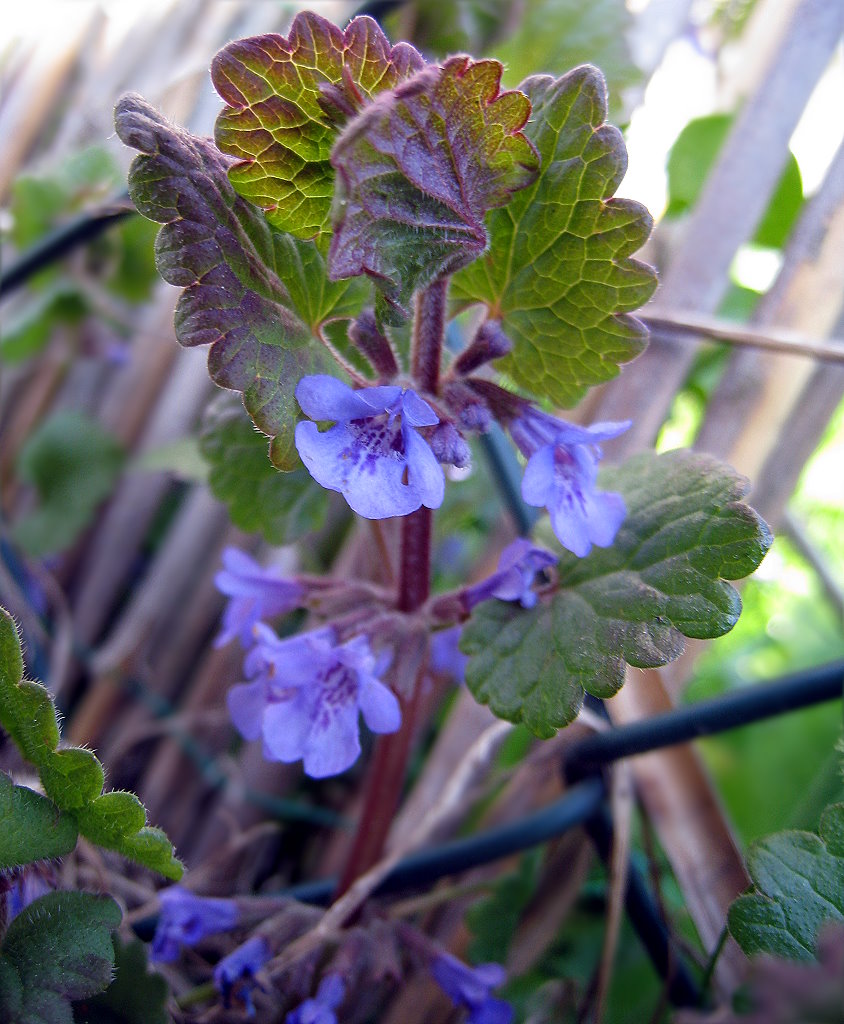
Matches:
[[114, 94, 366, 468], [329, 56, 539, 316], [452, 66, 657, 407], [212, 12, 425, 241]]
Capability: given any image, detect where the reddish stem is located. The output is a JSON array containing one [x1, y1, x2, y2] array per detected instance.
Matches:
[[411, 277, 448, 394], [336, 506, 432, 895]]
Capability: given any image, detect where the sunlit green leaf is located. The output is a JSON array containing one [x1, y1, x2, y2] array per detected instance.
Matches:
[[452, 66, 656, 407], [0, 774, 77, 869], [461, 450, 772, 735]]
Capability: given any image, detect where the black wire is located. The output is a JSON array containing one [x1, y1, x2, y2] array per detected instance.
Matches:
[[566, 659, 844, 779], [0, 196, 135, 298], [285, 776, 607, 906]]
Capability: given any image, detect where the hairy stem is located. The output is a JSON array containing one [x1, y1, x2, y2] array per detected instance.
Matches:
[[337, 506, 432, 895], [411, 277, 448, 394]]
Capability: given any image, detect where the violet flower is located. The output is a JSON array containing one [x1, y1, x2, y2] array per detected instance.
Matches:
[[227, 623, 401, 778], [430, 626, 469, 685], [151, 885, 240, 962], [286, 973, 345, 1024], [510, 408, 630, 557], [431, 952, 513, 1024], [214, 934, 272, 1017], [7, 869, 51, 920], [295, 375, 445, 518], [463, 538, 558, 611], [214, 546, 304, 648]]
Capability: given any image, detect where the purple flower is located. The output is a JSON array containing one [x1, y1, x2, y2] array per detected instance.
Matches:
[[286, 973, 345, 1024], [510, 408, 630, 558], [227, 623, 401, 778], [7, 869, 51, 919], [214, 547, 304, 648], [295, 375, 445, 519], [431, 953, 513, 1024], [463, 538, 558, 611], [430, 626, 469, 685], [214, 935, 272, 1017], [151, 885, 239, 963]]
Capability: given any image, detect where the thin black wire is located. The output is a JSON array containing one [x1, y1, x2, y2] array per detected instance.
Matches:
[[0, 195, 134, 298], [565, 659, 844, 779]]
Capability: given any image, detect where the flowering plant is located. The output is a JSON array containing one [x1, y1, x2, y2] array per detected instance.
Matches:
[[0, 7, 785, 1023]]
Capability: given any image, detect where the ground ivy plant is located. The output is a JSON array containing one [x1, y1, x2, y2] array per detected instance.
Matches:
[[0, 9, 777, 1021]]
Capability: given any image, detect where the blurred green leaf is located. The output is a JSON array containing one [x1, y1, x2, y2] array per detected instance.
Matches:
[[200, 396, 329, 543], [0, 774, 77, 869], [461, 450, 772, 736], [0, 891, 120, 1024], [452, 67, 656, 408], [73, 935, 171, 1024], [13, 412, 124, 558], [0, 288, 88, 364], [666, 113, 803, 248], [467, 851, 543, 963], [729, 803, 844, 960]]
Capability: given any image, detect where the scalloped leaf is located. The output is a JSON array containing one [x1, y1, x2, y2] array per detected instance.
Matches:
[[114, 93, 367, 468], [73, 935, 171, 1024], [330, 56, 539, 317], [0, 773, 77, 869], [0, 891, 120, 1024], [460, 450, 772, 736], [452, 65, 657, 407], [728, 803, 844, 961], [212, 12, 425, 241], [200, 395, 329, 543], [0, 608, 182, 880]]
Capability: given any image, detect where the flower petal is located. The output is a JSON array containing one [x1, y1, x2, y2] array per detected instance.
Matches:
[[403, 426, 445, 509], [262, 690, 317, 763], [227, 679, 268, 741], [358, 676, 401, 734], [520, 445, 556, 506], [401, 389, 439, 427], [296, 374, 393, 421], [302, 700, 361, 778]]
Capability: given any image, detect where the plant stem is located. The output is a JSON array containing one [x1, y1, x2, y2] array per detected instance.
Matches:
[[336, 506, 432, 896], [411, 277, 448, 394]]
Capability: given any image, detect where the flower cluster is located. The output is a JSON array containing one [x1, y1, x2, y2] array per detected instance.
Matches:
[[227, 623, 400, 778], [295, 375, 445, 519], [510, 407, 630, 557]]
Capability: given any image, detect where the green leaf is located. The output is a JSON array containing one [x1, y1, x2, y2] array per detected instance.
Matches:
[[0, 608, 182, 880], [460, 450, 772, 736], [200, 395, 328, 543], [0, 774, 77, 869], [330, 56, 539, 317], [452, 66, 657, 407], [0, 287, 88, 365], [114, 92, 366, 466], [13, 412, 124, 558], [211, 12, 425, 241], [466, 850, 543, 963], [0, 891, 120, 1024], [75, 795, 183, 881], [728, 803, 844, 960], [73, 935, 171, 1024], [666, 113, 803, 249]]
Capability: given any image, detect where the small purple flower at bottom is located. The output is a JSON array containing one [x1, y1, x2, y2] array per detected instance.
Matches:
[[151, 885, 240, 963], [295, 375, 445, 519], [285, 973, 345, 1024], [462, 538, 558, 611], [214, 547, 304, 648], [214, 935, 272, 1017], [510, 407, 630, 558], [431, 953, 513, 1024], [227, 624, 401, 779]]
